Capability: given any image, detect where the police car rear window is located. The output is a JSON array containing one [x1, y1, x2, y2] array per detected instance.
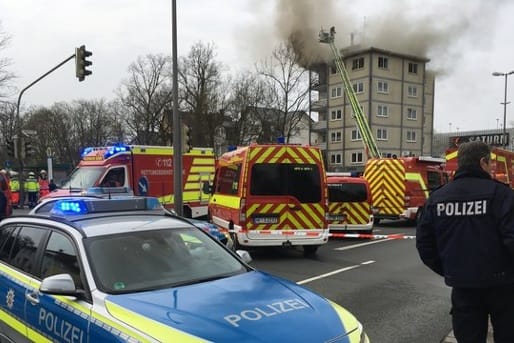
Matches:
[[328, 183, 368, 202]]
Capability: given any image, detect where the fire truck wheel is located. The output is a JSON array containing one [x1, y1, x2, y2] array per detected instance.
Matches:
[[303, 245, 319, 256]]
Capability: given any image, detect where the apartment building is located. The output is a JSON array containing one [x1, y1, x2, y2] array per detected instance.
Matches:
[[309, 46, 435, 172]]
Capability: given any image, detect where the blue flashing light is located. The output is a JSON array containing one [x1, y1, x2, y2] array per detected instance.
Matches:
[[145, 197, 162, 210], [51, 200, 89, 215], [277, 136, 285, 144], [227, 145, 237, 152], [81, 147, 95, 158], [104, 144, 131, 159]]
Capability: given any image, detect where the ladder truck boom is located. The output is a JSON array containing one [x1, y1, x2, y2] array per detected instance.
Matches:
[[319, 26, 381, 159]]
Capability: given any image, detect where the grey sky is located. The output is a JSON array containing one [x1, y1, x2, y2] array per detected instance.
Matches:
[[1, 0, 513, 133]]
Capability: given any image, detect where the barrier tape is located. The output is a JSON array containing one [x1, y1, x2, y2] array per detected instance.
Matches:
[[217, 228, 415, 240]]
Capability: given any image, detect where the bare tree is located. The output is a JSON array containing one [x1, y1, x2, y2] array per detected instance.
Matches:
[[225, 72, 269, 145], [117, 54, 173, 145], [256, 40, 310, 143], [179, 41, 227, 147], [0, 22, 15, 100]]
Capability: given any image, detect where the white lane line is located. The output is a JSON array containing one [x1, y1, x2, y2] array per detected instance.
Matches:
[[297, 260, 375, 285], [334, 237, 396, 251]]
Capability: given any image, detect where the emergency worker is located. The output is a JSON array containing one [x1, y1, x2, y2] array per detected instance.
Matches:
[[24, 171, 39, 208], [39, 169, 50, 198], [0, 169, 12, 217], [416, 141, 514, 343], [8, 171, 20, 208], [0, 185, 6, 221]]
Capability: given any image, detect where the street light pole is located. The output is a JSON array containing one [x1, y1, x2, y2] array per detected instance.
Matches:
[[492, 70, 514, 148]]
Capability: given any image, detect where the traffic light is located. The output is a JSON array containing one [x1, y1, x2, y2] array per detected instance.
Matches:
[[6, 139, 15, 158], [182, 124, 193, 153], [23, 138, 35, 158], [75, 45, 92, 81]]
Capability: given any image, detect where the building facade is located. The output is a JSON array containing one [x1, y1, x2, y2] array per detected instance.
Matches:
[[309, 47, 435, 172]]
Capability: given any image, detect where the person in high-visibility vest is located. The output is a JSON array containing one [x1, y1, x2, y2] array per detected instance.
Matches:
[[24, 171, 39, 208], [39, 169, 50, 199], [8, 171, 20, 209]]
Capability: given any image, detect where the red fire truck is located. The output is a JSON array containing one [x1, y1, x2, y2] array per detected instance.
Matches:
[[41, 144, 215, 218], [364, 156, 449, 223]]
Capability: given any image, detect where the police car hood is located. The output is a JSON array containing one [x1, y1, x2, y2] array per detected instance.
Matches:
[[104, 271, 356, 342]]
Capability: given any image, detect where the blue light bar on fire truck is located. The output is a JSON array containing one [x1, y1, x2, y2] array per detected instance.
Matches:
[[104, 144, 131, 158], [50, 197, 162, 216]]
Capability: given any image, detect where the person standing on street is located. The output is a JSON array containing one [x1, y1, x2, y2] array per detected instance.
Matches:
[[38, 169, 50, 198], [24, 171, 39, 208], [0, 178, 8, 221], [417, 141, 514, 343]]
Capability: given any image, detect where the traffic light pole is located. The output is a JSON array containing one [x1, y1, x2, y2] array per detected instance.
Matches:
[[16, 53, 75, 208]]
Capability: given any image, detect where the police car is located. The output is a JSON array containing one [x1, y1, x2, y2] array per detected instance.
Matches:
[[0, 197, 369, 342]]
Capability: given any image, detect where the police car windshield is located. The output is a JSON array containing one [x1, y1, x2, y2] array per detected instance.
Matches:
[[85, 227, 247, 293], [61, 167, 104, 189]]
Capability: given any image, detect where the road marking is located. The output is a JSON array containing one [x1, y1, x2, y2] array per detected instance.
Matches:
[[297, 260, 375, 285], [334, 237, 396, 251]]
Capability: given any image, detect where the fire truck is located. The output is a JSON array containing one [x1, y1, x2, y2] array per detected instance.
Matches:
[[207, 143, 329, 255], [446, 146, 514, 187], [364, 156, 448, 223], [326, 172, 374, 233], [41, 144, 215, 218]]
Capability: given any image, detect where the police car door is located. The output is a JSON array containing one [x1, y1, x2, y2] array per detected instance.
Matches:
[[24, 228, 91, 342]]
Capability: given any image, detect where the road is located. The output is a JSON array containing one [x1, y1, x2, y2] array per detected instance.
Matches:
[[249, 221, 452, 343]]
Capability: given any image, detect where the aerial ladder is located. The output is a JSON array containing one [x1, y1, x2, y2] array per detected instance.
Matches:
[[319, 26, 381, 159]]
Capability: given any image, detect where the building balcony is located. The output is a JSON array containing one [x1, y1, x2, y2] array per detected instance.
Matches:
[[311, 120, 327, 132], [311, 98, 328, 111]]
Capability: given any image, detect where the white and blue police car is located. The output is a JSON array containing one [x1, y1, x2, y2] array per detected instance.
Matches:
[[0, 197, 369, 342]]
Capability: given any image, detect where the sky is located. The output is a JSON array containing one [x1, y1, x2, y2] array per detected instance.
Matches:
[[1, 0, 513, 133]]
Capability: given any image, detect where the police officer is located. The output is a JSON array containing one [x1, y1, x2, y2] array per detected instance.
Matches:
[[417, 141, 514, 342], [24, 171, 39, 208]]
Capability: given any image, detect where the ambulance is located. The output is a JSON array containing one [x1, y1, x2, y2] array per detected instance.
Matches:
[[207, 143, 329, 255], [41, 144, 215, 218], [363, 156, 448, 223], [326, 172, 373, 233]]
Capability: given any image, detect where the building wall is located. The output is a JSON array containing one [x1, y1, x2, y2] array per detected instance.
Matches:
[[310, 47, 433, 172]]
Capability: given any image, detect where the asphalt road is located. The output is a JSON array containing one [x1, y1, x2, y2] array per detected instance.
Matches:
[[249, 222, 453, 343]]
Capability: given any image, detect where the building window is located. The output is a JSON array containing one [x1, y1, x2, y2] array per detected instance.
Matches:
[[407, 130, 416, 142], [331, 86, 342, 98], [351, 152, 363, 163], [377, 128, 388, 140], [331, 109, 342, 120], [352, 82, 364, 93], [331, 131, 342, 142], [377, 81, 389, 94], [352, 57, 364, 70], [330, 153, 342, 164], [407, 108, 417, 120], [351, 129, 362, 141], [378, 56, 388, 69], [330, 65, 337, 74], [408, 63, 418, 74], [408, 85, 418, 97], [377, 105, 389, 117]]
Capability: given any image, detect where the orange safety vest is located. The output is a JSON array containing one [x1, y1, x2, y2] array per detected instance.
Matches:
[[39, 179, 50, 197]]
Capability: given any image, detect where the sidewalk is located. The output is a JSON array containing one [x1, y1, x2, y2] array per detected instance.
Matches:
[[441, 323, 494, 342]]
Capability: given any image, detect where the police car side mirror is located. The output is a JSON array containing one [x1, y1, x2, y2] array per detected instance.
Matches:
[[40, 273, 84, 297]]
